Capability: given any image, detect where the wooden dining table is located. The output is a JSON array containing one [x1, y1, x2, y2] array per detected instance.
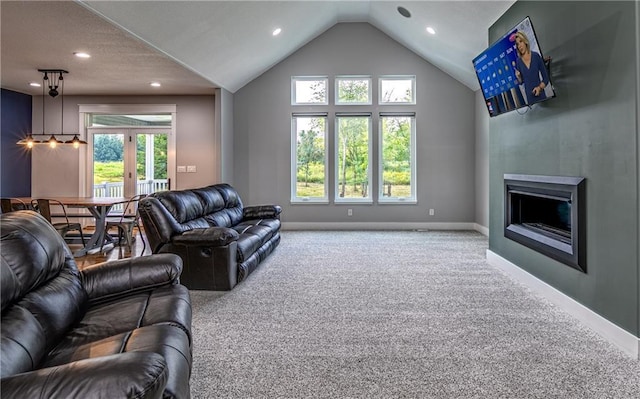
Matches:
[[17, 196, 130, 257]]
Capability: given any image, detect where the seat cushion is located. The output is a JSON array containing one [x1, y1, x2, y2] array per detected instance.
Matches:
[[46, 285, 191, 354], [233, 223, 274, 263], [41, 324, 192, 399]]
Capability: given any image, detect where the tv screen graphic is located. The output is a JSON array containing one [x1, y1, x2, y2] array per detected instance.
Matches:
[[473, 17, 555, 117]]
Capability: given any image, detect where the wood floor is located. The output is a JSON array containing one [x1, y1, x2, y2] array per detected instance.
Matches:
[[70, 227, 148, 269]]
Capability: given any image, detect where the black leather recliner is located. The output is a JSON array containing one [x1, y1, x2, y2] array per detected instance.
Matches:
[[0, 211, 192, 398], [138, 183, 281, 290]]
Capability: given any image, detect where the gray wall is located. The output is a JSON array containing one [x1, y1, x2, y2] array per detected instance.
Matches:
[[475, 90, 490, 231], [488, 1, 639, 336], [30, 95, 217, 196], [234, 23, 476, 226], [216, 88, 235, 185]]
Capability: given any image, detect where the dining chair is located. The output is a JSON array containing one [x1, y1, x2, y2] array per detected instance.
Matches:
[[1, 198, 28, 213], [31, 198, 86, 246], [100, 194, 147, 254]]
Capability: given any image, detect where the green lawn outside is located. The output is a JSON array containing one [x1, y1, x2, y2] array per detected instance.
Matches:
[[296, 182, 411, 198]]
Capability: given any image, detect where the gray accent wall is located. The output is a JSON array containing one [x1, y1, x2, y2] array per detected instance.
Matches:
[[233, 23, 476, 225], [488, 1, 639, 336]]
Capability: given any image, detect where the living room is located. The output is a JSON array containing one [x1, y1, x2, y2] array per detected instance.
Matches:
[[1, 0, 639, 397]]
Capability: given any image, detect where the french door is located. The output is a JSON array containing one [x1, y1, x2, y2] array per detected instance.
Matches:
[[88, 128, 170, 199]]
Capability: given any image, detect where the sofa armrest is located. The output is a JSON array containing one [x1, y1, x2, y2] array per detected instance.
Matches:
[[0, 352, 167, 399], [243, 204, 282, 220], [81, 253, 183, 304], [172, 226, 239, 247]]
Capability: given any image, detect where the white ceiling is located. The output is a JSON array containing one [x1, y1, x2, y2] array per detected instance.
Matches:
[[1, 0, 515, 97]]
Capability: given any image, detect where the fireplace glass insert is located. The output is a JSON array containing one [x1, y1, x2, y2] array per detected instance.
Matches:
[[504, 174, 586, 272]]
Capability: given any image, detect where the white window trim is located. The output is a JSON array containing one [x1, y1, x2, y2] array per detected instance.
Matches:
[[335, 75, 372, 105], [291, 113, 329, 204], [291, 76, 329, 105], [378, 113, 417, 204], [378, 75, 417, 105], [334, 113, 373, 204]]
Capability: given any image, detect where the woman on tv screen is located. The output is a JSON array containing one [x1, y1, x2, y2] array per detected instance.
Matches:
[[513, 31, 550, 105]]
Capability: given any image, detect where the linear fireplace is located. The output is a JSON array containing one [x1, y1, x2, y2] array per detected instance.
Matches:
[[504, 174, 586, 272]]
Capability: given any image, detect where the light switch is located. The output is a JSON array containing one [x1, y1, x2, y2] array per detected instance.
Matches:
[[177, 165, 187, 173], [187, 165, 197, 173]]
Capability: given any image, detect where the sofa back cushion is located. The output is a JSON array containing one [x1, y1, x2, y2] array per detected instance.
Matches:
[[1, 211, 87, 377], [199, 184, 244, 227], [140, 184, 245, 252]]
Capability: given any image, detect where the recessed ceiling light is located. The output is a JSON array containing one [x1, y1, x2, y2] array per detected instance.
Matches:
[[30, 82, 41, 87], [74, 52, 91, 58], [150, 82, 161, 87], [397, 6, 411, 18], [426, 26, 436, 35], [272, 28, 282, 36]]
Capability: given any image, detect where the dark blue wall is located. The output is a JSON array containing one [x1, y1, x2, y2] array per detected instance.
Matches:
[[1, 89, 32, 197], [488, 1, 639, 336]]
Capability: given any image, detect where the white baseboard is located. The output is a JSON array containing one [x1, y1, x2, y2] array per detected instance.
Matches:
[[281, 222, 477, 231], [486, 249, 639, 360], [474, 223, 489, 236]]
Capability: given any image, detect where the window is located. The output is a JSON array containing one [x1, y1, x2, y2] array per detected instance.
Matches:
[[335, 114, 372, 202], [379, 76, 416, 104], [379, 114, 416, 203], [289, 76, 417, 206], [291, 114, 328, 203], [335, 76, 371, 105], [292, 76, 328, 105], [89, 114, 172, 127]]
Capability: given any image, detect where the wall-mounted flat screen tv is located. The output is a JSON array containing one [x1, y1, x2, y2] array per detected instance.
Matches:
[[473, 16, 555, 117]]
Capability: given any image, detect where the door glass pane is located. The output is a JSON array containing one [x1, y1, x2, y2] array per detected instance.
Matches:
[[136, 133, 169, 195], [93, 133, 124, 197]]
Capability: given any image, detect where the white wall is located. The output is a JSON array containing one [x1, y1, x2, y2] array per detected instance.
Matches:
[[31, 95, 216, 196], [234, 23, 477, 226]]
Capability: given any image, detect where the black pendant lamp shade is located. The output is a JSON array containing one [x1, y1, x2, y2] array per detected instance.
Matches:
[[18, 69, 87, 148]]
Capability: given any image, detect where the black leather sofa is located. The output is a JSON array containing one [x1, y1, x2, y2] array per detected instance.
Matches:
[[0, 211, 192, 398], [138, 183, 281, 290]]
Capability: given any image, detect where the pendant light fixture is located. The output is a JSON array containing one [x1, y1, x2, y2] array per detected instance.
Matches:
[[18, 69, 87, 148]]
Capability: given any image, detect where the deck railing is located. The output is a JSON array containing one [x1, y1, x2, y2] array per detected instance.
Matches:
[[93, 179, 169, 197]]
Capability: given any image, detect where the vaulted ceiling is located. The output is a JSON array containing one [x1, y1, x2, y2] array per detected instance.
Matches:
[[1, 1, 515, 96]]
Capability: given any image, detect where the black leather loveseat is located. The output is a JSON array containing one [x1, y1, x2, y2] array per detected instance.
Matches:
[[1, 211, 192, 398], [138, 183, 281, 291]]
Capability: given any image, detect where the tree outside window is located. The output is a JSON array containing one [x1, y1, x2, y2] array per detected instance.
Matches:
[[380, 115, 415, 201], [292, 77, 328, 105], [336, 115, 371, 201], [336, 76, 371, 104], [293, 116, 327, 201], [379, 76, 416, 104]]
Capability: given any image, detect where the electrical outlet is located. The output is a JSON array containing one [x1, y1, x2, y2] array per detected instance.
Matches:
[[187, 165, 197, 173], [347, 208, 353, 216], [177, 165, 187, 173], [429, 209, 435, 216]]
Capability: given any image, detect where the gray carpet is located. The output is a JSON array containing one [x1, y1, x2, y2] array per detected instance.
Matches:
[[189, 231, 639, 398]]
